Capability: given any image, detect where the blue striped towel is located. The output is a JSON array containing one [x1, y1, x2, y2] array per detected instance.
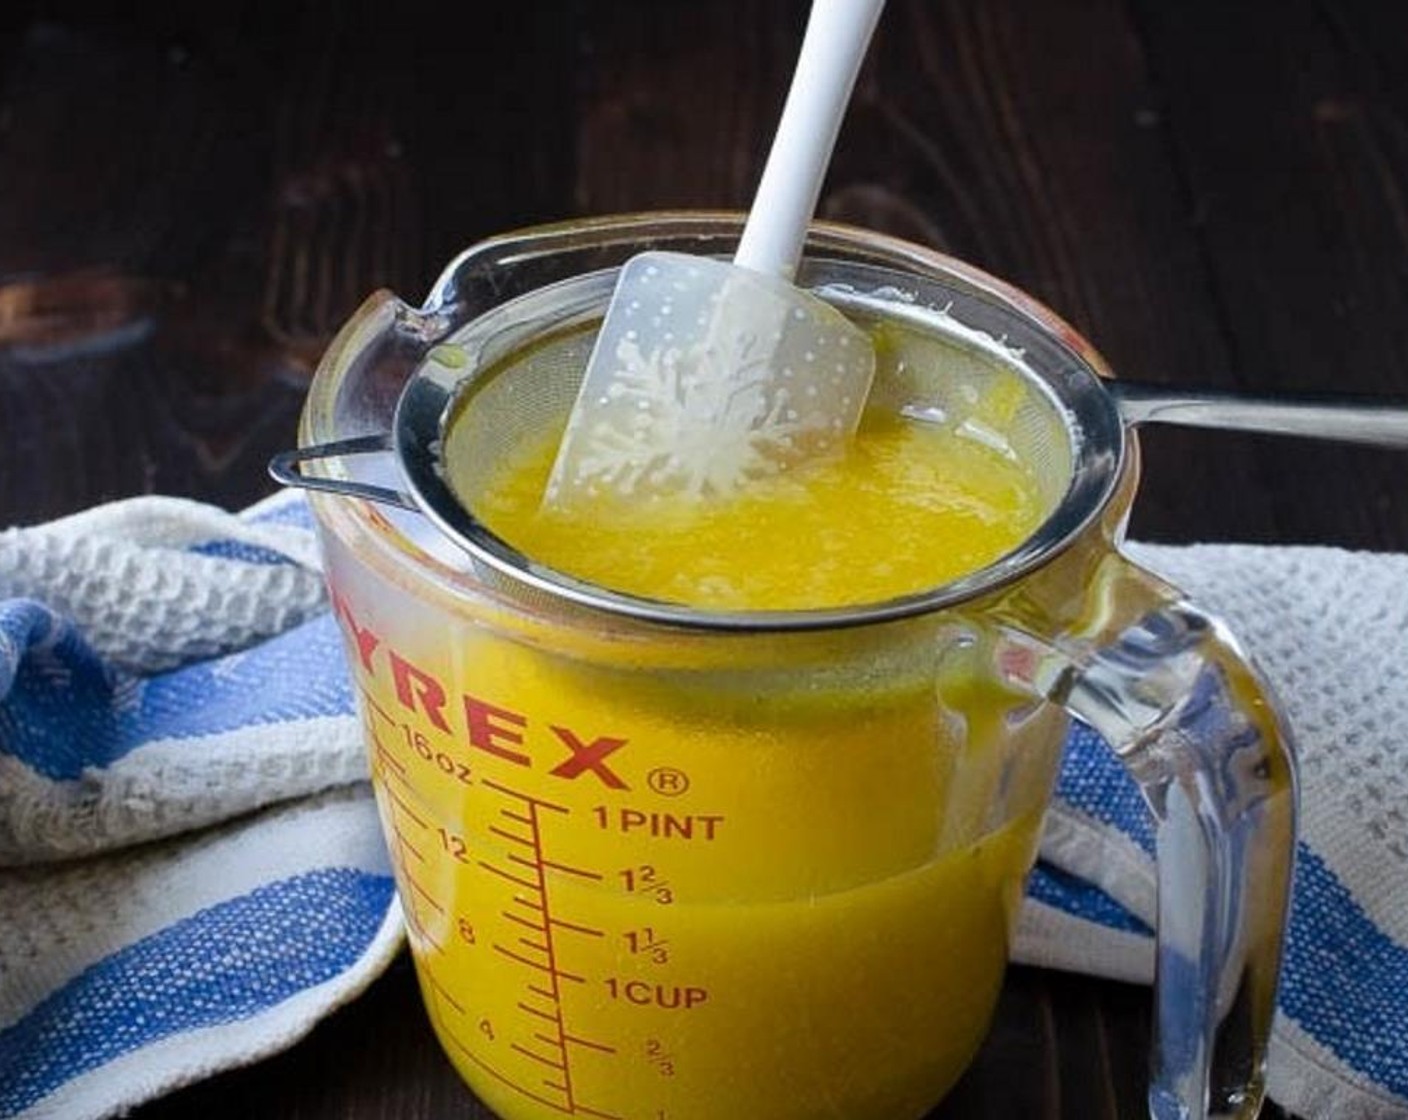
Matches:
[[0, 494, 401, 1119], [1, 491, 1405, 1119]]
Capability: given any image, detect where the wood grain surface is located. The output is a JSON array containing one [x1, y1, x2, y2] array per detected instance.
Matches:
[[6, 0, 1405, 1116]]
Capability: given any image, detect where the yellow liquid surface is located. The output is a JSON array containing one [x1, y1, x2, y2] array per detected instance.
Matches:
[[470, 406, 1047, 610], [337, 393, 1056, 1120]]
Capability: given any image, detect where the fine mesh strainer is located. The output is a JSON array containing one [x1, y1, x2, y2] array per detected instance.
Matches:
[[271, 258, 1123, 630], [271, 252, 1408, 631]]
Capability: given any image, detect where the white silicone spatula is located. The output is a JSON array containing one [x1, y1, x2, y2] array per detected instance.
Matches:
[[545, 0, 888, 506]]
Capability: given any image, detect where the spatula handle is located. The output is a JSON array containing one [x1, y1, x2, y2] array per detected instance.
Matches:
[[733, 0, 887, 280]]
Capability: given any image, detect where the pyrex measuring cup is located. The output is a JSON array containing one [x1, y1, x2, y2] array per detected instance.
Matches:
[[276, 214, 1296, 1120]]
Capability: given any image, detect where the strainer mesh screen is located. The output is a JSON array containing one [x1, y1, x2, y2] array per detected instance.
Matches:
[[440, 305, 1074, 568], [441, 326, 594, 509]]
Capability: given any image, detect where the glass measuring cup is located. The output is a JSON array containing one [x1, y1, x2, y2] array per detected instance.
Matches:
[[276, 214, 1296, 1120]]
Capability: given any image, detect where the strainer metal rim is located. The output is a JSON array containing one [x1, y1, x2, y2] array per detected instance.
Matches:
[[390, 263, 1127, 633]]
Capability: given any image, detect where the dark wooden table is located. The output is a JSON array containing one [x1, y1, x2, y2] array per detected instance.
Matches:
[[6, 0, 1407, 1116]]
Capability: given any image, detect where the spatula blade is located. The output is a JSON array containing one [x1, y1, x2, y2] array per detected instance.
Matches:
[[546, 251, 874, 506]]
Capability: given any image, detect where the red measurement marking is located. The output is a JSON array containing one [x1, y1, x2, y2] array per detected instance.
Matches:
[[517, 1000, 559, 1023], [398, 902, 443, 954], [541, 859, 604, 881], [494, 944, 549, 972], [426, 971, 466, 1015], [481, 778, 569, 813], [371, 730, 410, 771], [403, 871, 445, 915], [357, 686, 397, 726], [479, 860, 540, 891], [394, 829, 425, 863], [576, 1106, 624, 1120], [522, 797, 588, 1112], [563, 1033, 616, 1054], [511, 1043, 567, 1071], [384, 785, 428, 829], [399, 899, 428, 941], [375, 757, 414, 791], [548, 917, 604, 938], [442, 1030, 572, 1115], [490, 825, 535, 847], [482, 782, 615, 1114], [503, 911, 548, 934], [493, 944, 584, 983], [373, 741, 407, 775]]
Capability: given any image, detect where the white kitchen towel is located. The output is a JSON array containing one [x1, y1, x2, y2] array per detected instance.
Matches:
[[1, 490, 1405, 1119], [0, 493, 401, 1120]]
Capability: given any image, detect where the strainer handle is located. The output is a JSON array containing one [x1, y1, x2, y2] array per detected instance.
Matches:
[[268, 434, 417, 510], [1111, 380, 1408, 448], [1000, 557, 1297, 1119]]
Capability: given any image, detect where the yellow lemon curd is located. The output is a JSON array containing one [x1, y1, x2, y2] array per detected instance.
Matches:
[[473, 403, 1046, 610], [342, 380, 1058, 1120]]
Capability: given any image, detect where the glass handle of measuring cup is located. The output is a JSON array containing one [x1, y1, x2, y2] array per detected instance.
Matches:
[[1004, 558, 1298, 1120]]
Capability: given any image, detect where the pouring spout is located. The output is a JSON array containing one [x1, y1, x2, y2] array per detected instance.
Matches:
[[1109, 380, 1408, 450]]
